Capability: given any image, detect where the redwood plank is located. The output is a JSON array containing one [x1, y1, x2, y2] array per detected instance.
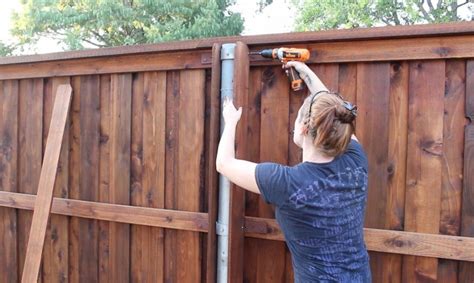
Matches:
[[164, 70, 180, 283], [0, 79, 19, 283], [98, 74, 111, 282], [438, 60, 465, 283], [205, 43, 221, 283], [176, 69, 205, 282], [311, 63, 339, 92], [355, 63, 391, 282], [403, 61, 445, 282], [21, 84, 72, 283], [17, 78, 43, 280], [244, 67, 263, 283], [130, 71, 166, 283], [42, 77, 71, 283], [257, 65, 289, 283], [460, 60, 474, 282], [107, 73, 132, 282], [228, 41, 249, 283], [68, 75, 100, 282], [379, 61, 409, 283], [0, 191, 208, 232]]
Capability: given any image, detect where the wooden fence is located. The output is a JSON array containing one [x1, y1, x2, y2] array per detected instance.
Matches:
[[0, 22, 473, 282]]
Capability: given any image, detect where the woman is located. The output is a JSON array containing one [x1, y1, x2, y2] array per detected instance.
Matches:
[[216, 61, 371, 282]]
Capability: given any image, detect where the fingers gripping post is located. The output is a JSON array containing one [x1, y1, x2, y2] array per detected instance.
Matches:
[[21, 84, 72, 283]]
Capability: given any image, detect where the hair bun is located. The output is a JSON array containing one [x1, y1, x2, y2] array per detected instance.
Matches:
[[336, 101, 357, 124]]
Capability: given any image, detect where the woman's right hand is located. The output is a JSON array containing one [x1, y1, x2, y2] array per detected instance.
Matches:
[[283, 61, 328, 94]]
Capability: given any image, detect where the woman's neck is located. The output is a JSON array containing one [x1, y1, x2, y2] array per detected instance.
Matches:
[[302, 137, 334, 163]]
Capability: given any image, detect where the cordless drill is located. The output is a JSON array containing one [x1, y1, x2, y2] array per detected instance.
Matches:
[[250, 47, 310, 91]]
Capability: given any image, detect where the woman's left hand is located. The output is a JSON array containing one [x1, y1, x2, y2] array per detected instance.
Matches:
[[222, 98, 242, 126]]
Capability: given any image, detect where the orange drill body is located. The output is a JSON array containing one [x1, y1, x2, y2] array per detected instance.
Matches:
[[253, 47, 310, 91]]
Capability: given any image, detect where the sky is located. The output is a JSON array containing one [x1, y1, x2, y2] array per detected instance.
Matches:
[[0, 0, 295, 54]]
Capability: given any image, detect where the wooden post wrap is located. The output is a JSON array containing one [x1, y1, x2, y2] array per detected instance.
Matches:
[[21, 84, 72, 283], [228, 41, 249, 283]]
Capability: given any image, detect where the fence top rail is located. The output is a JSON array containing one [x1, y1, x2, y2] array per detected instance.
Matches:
[[0, 22, 473, 66]]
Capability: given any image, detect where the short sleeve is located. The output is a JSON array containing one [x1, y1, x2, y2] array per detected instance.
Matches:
[[255, 163, 289, 207], [345, 139, 368, 170]]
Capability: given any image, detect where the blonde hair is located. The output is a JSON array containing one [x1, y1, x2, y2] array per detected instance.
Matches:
[[298, 91, 356, 157]]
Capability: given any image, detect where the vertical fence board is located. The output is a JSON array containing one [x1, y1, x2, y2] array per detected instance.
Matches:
[[42, 77, 70, 283], [257, 66, 290, 283], [403, 61, 445, 282], [438, 60, 465, 283], [69, 75, 100, 282], [176, 69, 205, 282], [17, 78, 43, 280], [355, 63, 391, 282], [98, 74, 111, 283], [106, 73, 132, 282], [130, 72, 166, 283], [164, 70, 180, 282], [244, 67, 263, 283], [460, 60, 474, 282], [0, 80, 19, 283]]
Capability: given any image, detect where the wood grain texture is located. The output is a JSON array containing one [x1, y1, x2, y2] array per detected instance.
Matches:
[[42, 77, 70, 283], [228, 41, 249, 283], [21, 84, 72, 283], [460, 60, 474, 282], [403, 61, 445, 282], [355, 62, 391, 282], [205, 43, 221, 283], [256, 65, 289, 283], [438, 60, 465, 283], [244, 217, 474, 261], [0, 191, 208, 232], [0, 79, 19, 283], [164, 70, 180, 283], [17, 78, 43, 280], [68, 75, 100, 282], [130, 71, 166, 283]]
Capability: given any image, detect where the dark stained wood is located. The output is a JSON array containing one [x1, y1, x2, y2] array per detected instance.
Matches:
[[98, 74, 111, 282], [0, 191, 209, 232], [256, 65, 290, 283], [355, 62, 391, 282], [130, 71, 166, 283], [244, 217, 474, 261], [17, 78, 43, 280], [68, 75, 100, 282], [42, 77, 70, 283], [176, 69, 205, 282], [403, 61, 445, 282], [106, 73, 132, 282], [228, 41, 249, 283], [381, 61, 409, 283], [244, 67, 263, 283], [0, 79, 19, 283], [3, 35, 474, 80], [21, 84, 72, 283], [460, 60, 474, 282], [438, 60, 465, 283], [311, 63, 339, 92], [164, 70, 180, 283], [1, 22, 472, 66], [206, 43, 221, 283], [0, 50, 208, 80]]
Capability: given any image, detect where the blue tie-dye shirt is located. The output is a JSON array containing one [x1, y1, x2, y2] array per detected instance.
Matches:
[[255, 140, 371, 283]]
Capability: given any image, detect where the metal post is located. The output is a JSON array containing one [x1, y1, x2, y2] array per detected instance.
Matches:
[[216, 43, 235, 283]]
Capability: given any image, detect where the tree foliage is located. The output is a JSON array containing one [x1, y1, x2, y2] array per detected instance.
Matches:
[[293, 0, 473, 31], [11, 0, 244, 50]]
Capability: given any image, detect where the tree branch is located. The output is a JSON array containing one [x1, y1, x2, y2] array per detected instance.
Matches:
[[417, 0, 433, 22], [457, 0, 469, 8], [426, 0, 434, 11]]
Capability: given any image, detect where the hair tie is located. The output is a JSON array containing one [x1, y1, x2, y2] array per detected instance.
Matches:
[[342, 101, 357, 117]]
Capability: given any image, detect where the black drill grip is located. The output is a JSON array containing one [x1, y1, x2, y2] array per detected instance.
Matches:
[[287, 66, 304, 91]]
